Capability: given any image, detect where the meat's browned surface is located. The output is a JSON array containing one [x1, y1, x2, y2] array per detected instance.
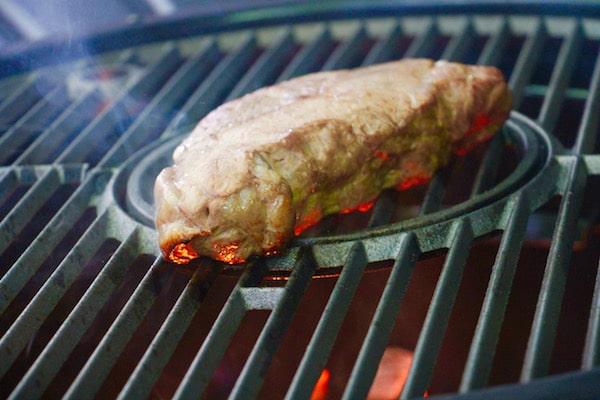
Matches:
[[154, 59, 511, 264]]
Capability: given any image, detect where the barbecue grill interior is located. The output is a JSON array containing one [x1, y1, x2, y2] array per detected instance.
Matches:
[[1, 5, 600, 400]]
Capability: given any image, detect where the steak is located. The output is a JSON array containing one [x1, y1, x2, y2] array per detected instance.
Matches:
[[154, 59, 511, 264]]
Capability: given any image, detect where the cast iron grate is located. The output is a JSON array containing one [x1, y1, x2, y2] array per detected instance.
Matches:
[[1, 6, 600, 399]]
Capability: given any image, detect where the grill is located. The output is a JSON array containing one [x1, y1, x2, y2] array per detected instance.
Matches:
[[2, 2, 600, 399]]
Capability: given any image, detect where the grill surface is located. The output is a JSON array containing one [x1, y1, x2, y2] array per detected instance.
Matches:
[[1, 3, 600, 399]]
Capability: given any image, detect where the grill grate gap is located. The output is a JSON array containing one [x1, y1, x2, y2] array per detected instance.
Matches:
[[0, 238, 119, 399], [529, 37, 563, 87], [0, 181, 79, 278], [0, 207, 96, 334], [549, 230, 600, 376], [18, 92, 104, 165], [0, 184, 29, 224], [311, 266, 392, 399], [94, 265, 192, 399], [429, 241, 496, 395], [43, 253, 156, 399], [487, 243, 549, 386], [254, 274, 338, 398], [151, 273, 238, 399], [0, 77, 59, 127], [204, 311, 271, 399]]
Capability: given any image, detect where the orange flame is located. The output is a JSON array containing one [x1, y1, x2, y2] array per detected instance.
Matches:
[[397, 176, 430, 191], [294, 209, 323, 236], [168, 243, 200, 264], [213, 241, 245, 264], [340, 199, 376, 214], [464, 111, 491, 138], [368, 347, 417, 400], [310, 369, 330, 400]]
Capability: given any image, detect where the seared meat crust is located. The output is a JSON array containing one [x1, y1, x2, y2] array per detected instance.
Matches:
[[154, 59, 511, 264]]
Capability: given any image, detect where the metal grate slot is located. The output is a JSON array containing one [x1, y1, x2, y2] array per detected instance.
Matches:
[[536, 23, 583, 133], [460, 193, 530, 390], [403, 18, 439, 59], [276, 27, 334, 81], [162, 34, 257, 137], [0, 167, 84, 258], [402, 222, 473, 398], [56, 44, 184, 165], [225, 30, 297, 101], [117, 261, 223, 399], [98, 41, 221, 168], [0, 170, 109, 317], [0, 83, 72, 165], [15, 92, 104, 165], [342, 232, 419, 399], [322, 24, 371, 71], [4, 239, 121, 398], [0, 76, 60, 127]]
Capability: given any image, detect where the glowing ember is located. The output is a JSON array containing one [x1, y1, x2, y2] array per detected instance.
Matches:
[[464, 112, 491, 137], [341, 199, 376, 214], [294, 208, 323, 236], [213, 241, 245, 264], [168, 243, 200, 264], [310, 369, 330, 400], [367, 347, 415, 400], [397, 176, 430, 191]]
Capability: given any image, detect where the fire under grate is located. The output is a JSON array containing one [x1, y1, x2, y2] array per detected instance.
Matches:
[[1, 5, 600, 399]]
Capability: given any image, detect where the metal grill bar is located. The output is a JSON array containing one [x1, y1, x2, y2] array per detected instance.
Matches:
[[573, 46, 600, 155], [0, 76, 54, 126], [98, 41, 221, 168], [460, 192, 530, 390], [0, 209, 120, 378], [162, 34, 257, 138], [117, 260, 222, 400], [0, 168, 63, 255], [64, 257, 177, 399], [342, 233, 419, 399], [322, 24, 368, 71], [508, 19, 546, 109], [229, 250, 318, 399], [13, 50, 135, 165], [172, 262, 268, 398], [536, 21, 582, 133], [9, 228, 141, 399], [521, 157, 588, 381], [440, 20, 474, 62], [226, 30, 295, 101], [401, 221, 473, 398], [277, 27, 333, 81], [583, 256, 600, 370], [403, 18, 438, 59], [0, 168, 105, 315], [470, 133, 504, 196], [285, 243, 368, 400], [361, 23, 402, 66], [0, 85, 70, 164], [14, 92, 103, 165], [476, 19, 509, 67], [581, 53, 600, 370], [56, 43, 183, 164]]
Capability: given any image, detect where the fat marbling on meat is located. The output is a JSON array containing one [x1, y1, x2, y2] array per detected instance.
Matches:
[[154, 59, 511, 264]]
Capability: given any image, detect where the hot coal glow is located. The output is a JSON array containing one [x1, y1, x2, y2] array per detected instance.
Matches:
[[367, 347, 415, 399]]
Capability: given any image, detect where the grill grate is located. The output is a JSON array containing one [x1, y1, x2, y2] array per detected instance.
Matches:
[[1, 7, 600, 399]]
